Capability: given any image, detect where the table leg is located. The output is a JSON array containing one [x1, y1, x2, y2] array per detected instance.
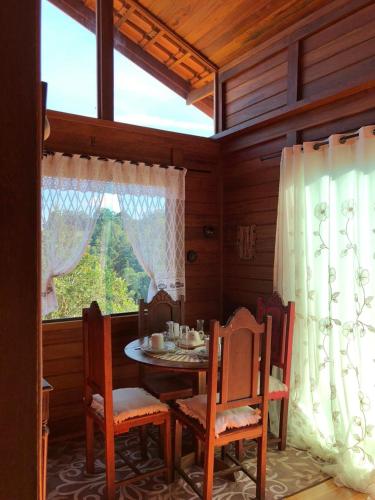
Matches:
[[195, 370, 206, 395]]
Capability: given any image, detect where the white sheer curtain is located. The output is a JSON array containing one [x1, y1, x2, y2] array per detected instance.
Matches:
[[274, 126, 375, 495], [42, 153, 109, 315], [113, 161, 186, 301]]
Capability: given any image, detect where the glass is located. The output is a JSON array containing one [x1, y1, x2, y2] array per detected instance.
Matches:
[[197, 319, 204, 334], [166, 321, 174, 339], [41, 0, 97, 117], [114, 49, 214, 137], [179, 325, 190, 343], [140, 335, 150, 349]]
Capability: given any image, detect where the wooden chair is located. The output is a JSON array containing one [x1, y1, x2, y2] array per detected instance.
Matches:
[[83, 301, 173, 500], [256, 292, 295, 450], [138, 290, 194, 401], [173, 307, 272, 500]]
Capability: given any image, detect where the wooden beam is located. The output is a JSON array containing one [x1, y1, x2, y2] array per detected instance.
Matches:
[[187, 81, 214, 105], [214, 72, 224, 133], [125, 0, 217, 73], [114, 33, 191, 98], [287, 41, 300, 105], [0, 1, 41, 498], [97, 0, 114, 120]]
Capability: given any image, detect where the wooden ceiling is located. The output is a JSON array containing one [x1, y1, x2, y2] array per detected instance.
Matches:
[[137, 0, 332, 68], [50, 0, 333, 117]]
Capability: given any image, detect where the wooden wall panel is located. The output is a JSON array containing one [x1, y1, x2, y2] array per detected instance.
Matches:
[[219, 1, 375, 319], [301, 3, 375, 98], [224, 49, 288, 129], [0, 2, 42, 497], [43, 112, 221, 439], [217, 0, 375, 136]]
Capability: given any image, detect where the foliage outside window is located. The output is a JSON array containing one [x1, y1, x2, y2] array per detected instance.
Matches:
[[44, 203, 150, 320]]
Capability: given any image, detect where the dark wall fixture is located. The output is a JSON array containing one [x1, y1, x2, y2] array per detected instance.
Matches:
[[187, 250, 198, 263], [203, 225, 215, 238]]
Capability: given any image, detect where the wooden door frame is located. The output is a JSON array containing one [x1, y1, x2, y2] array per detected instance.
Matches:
[[0, 1, 42, 498]]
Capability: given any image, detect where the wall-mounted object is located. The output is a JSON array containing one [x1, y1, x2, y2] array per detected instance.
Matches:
[[203, 225, 215, 238], [186, 250, 198, 263], [237, 225, 256, 260], [42, 81, 50, 143]]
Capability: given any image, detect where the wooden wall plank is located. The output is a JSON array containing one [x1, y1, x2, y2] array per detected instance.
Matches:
[[220, 1, 375, 321], [0, 2, 41, 498], [43, 111, 221, 439]]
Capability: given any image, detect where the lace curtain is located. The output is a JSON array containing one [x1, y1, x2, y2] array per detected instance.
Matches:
[[113, 161, 186, 300], [274, 126, 375, 495], [42, 153, 109, 315]]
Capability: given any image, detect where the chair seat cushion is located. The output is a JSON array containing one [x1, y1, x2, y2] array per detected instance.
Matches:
[[92, 387, 169, 424], [268, 375, 288, 393], [176, 394, 261, 437]]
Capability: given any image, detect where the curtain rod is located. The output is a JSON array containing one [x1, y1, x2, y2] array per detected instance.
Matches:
[[43, 149, 211, 174], [260, 128, 375, 162]]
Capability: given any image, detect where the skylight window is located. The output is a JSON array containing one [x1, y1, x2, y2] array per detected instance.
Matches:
[[41, 0, 214, 136]]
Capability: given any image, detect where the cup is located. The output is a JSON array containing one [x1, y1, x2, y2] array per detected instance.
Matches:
[[151, 333, 164, 351]]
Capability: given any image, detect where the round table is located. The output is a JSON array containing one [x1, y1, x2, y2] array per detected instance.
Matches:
[[124, 338, 208, 394]]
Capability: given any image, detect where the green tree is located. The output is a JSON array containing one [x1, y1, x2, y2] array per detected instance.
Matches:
[[44, 252, 137, 320], [43, 206, 154, 320]]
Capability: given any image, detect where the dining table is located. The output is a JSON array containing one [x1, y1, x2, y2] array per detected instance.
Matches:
[[124, 338, 209, 395]]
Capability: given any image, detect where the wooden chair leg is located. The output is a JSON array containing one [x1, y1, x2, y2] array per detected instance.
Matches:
[[139, 425, 148, 460], [174, 419, 182, 469], [85, 413, 95, 473], [164, 414, 173, 484], [195, 436, 203, 465], [256, 435, 267, 500], [202, 441, 215, 500], [235, 440, 244, 461], [105, 432, 116, 500], [159, 423, 165, 459], [278, 398, 289, 451]]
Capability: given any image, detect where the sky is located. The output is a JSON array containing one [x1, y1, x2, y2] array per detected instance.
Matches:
[[41, 0, 213, 137]]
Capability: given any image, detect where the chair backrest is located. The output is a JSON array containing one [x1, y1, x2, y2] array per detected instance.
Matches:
[[138, 290, 185, 338], [82, 302, 113, 417], [256, 292, 295, 380], [206, 308, 272, 428]]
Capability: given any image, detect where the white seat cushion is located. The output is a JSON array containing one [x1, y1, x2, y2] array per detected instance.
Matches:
[[91, 387, 169, 424], [268, 375, 288, 393], [176, 394, 261, 437]]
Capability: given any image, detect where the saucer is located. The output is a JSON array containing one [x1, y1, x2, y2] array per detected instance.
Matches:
[[141, 341, 176, 355]]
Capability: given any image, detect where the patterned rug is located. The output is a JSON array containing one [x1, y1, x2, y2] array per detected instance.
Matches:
[[47, 428, 328, 499]]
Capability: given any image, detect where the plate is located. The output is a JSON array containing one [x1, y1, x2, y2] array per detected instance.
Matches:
[[195, 347, 209, 359], [141, 341, 176, 355]]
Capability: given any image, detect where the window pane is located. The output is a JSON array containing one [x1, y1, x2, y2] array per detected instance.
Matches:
[[114, 51, 214, 137], [41, 0, 97, 117], [43, 193, 150, 320]]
